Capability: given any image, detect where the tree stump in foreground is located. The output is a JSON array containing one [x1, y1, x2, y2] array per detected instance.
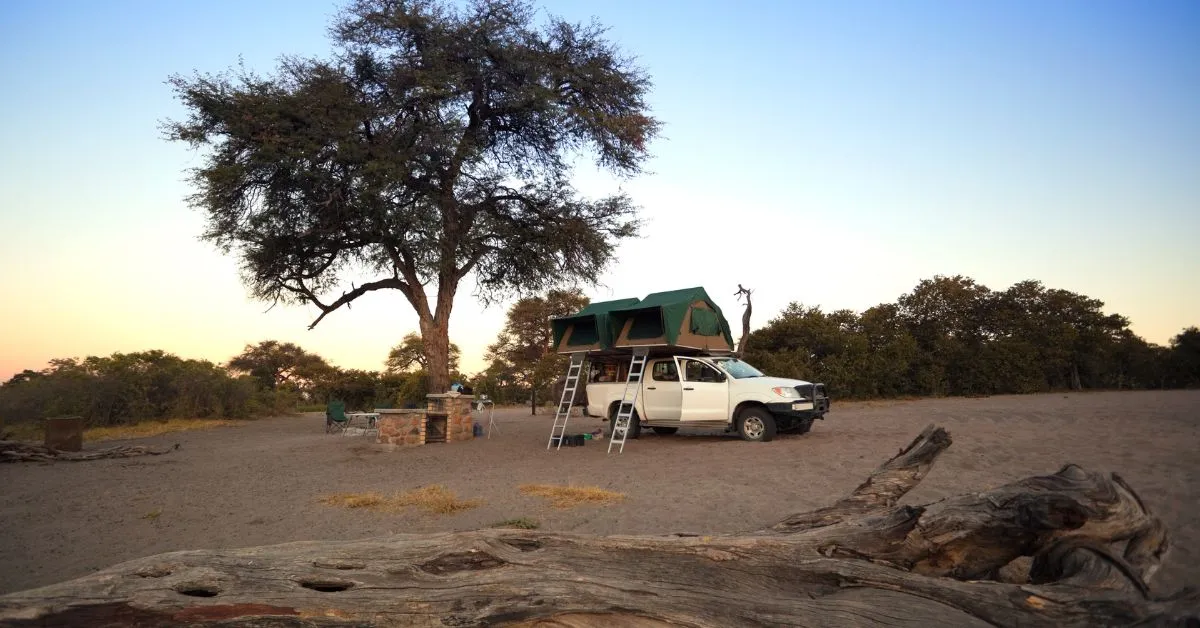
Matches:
[[1, 425, 1195, 627]]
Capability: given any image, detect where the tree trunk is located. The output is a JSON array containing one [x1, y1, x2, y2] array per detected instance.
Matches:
[[735, 284, 752, 357], [419, 317, 452, 394], [529, 386, 536, 416], [3, 425, 1194, 627]]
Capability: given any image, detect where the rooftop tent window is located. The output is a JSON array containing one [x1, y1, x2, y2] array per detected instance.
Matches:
[[627, 309, 665, 340], [567, 319, 598, 345], [689, 307, 721, 336]]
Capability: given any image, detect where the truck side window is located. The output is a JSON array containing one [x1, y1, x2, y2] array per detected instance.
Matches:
[[682, 359, 721, 383], [652, 361, 679, 381]]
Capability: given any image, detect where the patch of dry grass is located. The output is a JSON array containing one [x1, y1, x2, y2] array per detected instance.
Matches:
[[518, 484, 626, 509], [393, 485, 483, 514], [2, 419, 240, 443], [86, 419, 239, 442], [318, 485, 481, 515], [319, 492, 387, 509], [0, 422, 42, 442]]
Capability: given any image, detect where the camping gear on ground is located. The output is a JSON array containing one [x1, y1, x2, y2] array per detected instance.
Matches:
[[548, 434, 587, 447]]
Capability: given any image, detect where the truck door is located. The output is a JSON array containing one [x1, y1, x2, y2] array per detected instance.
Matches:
[[678, 358, 728, 422], [642, 359, 682, 420]]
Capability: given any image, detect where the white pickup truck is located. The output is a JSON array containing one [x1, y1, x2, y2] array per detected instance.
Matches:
[[584, 355, 830, 442]]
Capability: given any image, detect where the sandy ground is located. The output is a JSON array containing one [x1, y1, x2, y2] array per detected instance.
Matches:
[[1, 390, 1197, 596]]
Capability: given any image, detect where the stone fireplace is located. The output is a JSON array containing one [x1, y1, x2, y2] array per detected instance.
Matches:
[[375, 394, 475, 448]]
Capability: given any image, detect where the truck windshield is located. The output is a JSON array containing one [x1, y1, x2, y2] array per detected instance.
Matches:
[[711, 358, 765, 379]]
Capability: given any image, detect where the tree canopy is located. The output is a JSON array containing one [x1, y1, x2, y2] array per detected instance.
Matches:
[[483, 288, 588, 412], [744, 275, 1187, 398], [165, 0, 659, 391], [385, 332, 460, 374], [227, 340, 332, 391]]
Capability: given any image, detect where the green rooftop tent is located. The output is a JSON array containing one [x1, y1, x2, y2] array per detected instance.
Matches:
[[551, 287, 735, 354], [551, 298, 642, 354], [610, 287, 734, 352]]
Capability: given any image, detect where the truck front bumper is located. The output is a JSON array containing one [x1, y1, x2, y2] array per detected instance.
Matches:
[[766, 383, 831, 423], [766, 398, 830, 421]]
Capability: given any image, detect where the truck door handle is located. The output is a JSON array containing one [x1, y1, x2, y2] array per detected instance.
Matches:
[[646, 386, 656, 390], [684, 387, 694, 391]]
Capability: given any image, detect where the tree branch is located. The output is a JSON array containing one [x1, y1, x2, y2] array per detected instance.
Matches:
[[768, 424, 952, 533], [296, 277, 411, 330], [734, 284, 752, 357]]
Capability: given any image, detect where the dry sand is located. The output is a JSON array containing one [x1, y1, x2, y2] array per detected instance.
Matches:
[[1, 390, 1197, 596]]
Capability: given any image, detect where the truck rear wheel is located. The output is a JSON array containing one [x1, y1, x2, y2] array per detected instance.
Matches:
[[737, 407, 777, 442], [607, 406, 640, 440]]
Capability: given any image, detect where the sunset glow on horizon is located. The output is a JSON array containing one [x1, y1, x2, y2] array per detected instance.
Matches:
[[2, 0, 1197, 382]]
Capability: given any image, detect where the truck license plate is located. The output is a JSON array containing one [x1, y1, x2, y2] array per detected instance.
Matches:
[[791, 402, 814, 411]]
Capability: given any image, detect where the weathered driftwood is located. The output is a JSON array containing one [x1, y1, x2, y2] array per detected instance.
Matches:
[[0, 425, 1195, 627], [0, 440, 178, 463]]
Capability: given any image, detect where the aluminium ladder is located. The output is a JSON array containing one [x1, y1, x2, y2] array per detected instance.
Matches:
[[547, 353, 587, 450], [608, 348, 649, 454]]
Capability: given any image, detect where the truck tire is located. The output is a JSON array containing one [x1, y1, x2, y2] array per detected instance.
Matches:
[[651, 426, 678, 435], [737, 407, 777, 442], [608, 406, 641, 440]]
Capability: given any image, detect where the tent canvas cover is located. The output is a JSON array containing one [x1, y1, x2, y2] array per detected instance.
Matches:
[[551, 298, 642, 353], [551, 287, 735, 354]]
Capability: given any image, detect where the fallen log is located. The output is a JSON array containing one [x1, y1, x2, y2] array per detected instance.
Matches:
[[0, 425, 1195, 627], [0, 440, 179, 463]]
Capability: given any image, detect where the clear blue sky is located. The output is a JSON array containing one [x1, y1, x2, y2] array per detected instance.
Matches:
[[1, 0, 1197, 380]]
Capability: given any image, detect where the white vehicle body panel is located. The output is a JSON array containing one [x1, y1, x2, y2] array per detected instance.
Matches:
[[585, 356, 826, 427]]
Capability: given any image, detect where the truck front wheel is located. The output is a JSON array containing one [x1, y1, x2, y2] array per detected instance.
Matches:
[[737, 408, 777, 442]]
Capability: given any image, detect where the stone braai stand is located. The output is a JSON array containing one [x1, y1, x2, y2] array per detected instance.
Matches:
[[375, 394, 475, 448]]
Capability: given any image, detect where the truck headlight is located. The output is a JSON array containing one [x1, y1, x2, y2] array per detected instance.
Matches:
[[772, 387, 800, 398]]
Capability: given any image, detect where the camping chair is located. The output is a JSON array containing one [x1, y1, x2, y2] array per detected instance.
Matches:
[[325, 400, 349, 434]]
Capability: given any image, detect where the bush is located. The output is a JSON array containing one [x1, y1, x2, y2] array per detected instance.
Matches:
[[0, 351, 298, 428]]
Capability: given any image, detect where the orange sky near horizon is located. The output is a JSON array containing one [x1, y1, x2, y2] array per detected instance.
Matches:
[[2, 0, 1197, 383]]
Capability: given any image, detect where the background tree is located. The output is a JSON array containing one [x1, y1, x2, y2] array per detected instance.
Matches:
[[2, 370, 42, 387], [484, 289, 589, 414], [165, 0, 658, 392], [385, 332, 461, 374], [744, 275, 1181, 399], [227, 340, 332, 395], [1168, 326, 1200, 387], [0, 351, 294, 429]]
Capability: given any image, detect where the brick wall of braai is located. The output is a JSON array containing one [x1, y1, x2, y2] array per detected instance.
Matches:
[[376, 410, 426, 446], [427, 394, 475, 442]]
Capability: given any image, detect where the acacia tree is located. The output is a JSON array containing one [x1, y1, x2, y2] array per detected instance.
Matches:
[[227, 340, 332, 391], [385, 332, 461, 374], [166, 0, 658, 392], [485, 289, 588, 414]]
